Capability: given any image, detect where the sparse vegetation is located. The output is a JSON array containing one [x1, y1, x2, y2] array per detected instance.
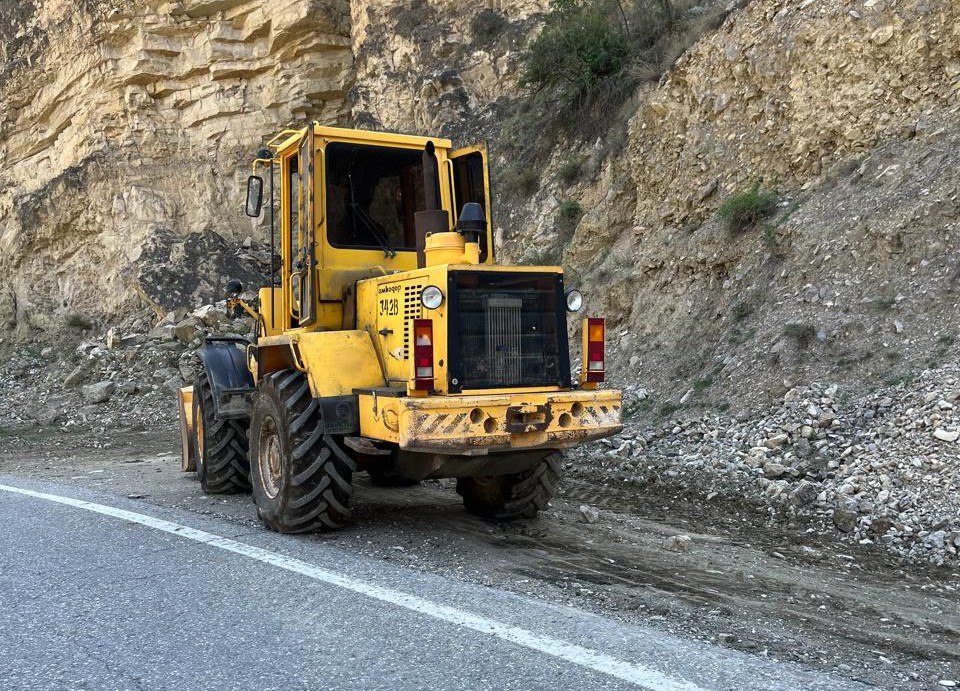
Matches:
[[732, 301, 752, 322], [558, 199, 584, 228], [522, 0, 631, 99], [64, 312, 93, 330], [719, 182, 778, 233], [502, 167, 540, 196], [623, 395, 653, 418], [869, 295, 897, 311], [659, 401, 682, 417], [522, 0, 726, 109], [692, 376, 713, 392], [884, 370, 916, 387], [783, 322, 816, 348], [761, 224, 778, 251], [558, 155, 587, 184], [470, 9, 508, 45]]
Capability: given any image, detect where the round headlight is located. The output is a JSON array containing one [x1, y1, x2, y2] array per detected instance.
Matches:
[[420, 285, 444, 310], [565, 289, 583, 313]]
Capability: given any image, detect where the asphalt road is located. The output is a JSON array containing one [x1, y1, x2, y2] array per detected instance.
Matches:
[[0, 476, 874, 691]]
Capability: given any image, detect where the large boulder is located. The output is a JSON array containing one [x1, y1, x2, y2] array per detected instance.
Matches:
[[81, 380, 115, 404], [134, 229, 266, 312]]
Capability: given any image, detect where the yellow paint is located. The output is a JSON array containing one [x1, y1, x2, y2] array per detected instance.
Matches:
[[271, 123, 497, 326], [258, 287, 284, 336], [355, 264, 451, 391], [424, 232, 467, 266], [293, 330, 385, 397]]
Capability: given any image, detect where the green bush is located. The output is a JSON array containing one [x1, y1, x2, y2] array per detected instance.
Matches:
[[522, 0, 723, 105], [732, 301, 752, 322], [522, 0, 632, 96], [719, 182, 778, 233], [64, 312, 93, 330], [558, 155, 587, 184], [503, 166, 540, 196], [558, 199, 584, 224], [783, 322, 816, 348], [692, 377, 714, 392], [471, 9, 508, 45]]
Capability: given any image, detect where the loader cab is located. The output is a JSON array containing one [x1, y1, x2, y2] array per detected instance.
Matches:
[[252, 124, 494, 335]]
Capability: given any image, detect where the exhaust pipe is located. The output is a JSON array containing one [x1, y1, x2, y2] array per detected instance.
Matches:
[[415, 141, 449, 269]]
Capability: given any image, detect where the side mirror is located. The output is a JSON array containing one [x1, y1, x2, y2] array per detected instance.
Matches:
[[245, 175, 263, 218]]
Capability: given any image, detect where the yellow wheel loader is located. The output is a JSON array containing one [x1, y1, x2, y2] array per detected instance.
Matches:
[[177, 123, 622, 533]]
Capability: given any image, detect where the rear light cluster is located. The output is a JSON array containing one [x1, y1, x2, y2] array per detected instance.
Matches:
[[582, 317, 605, 384], [413, 319, 434, 391]]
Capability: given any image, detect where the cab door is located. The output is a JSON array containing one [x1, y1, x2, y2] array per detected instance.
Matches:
[[450, 143, 494, 263], [296, 127, 317, 326]]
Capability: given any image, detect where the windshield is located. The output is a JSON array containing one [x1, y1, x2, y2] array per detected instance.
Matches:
[[325, 142, 435, 252]]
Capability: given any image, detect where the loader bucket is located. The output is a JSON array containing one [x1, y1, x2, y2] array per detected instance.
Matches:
[[177, 386, 197, 472]]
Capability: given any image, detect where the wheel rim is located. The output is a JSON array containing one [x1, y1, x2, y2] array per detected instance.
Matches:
[[258, 416, 283, 499]]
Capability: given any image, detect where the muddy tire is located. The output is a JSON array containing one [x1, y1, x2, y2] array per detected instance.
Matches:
[[192, 370, 250, 494], [456, 453, 561, 520], [249, 370, 355, 533]]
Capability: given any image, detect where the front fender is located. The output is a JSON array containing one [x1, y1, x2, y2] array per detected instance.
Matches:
[[198, 335, 254, 420]]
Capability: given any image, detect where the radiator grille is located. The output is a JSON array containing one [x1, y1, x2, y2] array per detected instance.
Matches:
[[485, 297, 522, 384], [402, 284, 422, 359], [450, 271, 571, 391]]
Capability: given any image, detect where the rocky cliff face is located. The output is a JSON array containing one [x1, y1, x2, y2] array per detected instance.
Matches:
[[0, 0, 352, 337], [350, 0, 548, 138], [501, 0, 959, 412], [2, 0, 958, 415]]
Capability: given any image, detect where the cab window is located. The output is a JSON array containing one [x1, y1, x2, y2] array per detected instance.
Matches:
[[451, 151, 490, 262], [325, 142, 434, 252], [287, 153, 300, 270]]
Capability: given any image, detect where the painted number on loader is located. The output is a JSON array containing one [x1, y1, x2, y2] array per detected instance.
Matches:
[[379, 298, 399, 316]]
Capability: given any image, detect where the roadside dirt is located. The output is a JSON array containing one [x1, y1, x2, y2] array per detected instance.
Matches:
[[1, 426, 957, 690]]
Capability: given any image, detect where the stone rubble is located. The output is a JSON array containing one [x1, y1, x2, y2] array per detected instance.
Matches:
[[0, 301, 253, 444]]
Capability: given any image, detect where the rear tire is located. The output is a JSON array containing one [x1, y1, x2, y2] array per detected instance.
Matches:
[[249, 370, 355, 533], [193, 370, 250, 493], [456, 453, 561, 520]]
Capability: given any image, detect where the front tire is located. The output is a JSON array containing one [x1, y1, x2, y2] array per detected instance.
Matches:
[[249, 370, 355, 533], [456, 453, 561, 520], [192, 370, 250, 493]]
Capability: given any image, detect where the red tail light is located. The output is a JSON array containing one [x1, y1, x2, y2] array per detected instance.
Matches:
[[584, 318, 605, 383], [413, 319, 434, 391]]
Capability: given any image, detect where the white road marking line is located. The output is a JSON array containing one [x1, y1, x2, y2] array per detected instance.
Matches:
[[0, 483, 707, 691]]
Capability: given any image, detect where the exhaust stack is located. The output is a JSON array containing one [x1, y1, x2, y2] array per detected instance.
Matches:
[[414, 141, 449, 268]]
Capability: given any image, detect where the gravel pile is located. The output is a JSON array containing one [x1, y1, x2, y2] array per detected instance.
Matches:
[[577, 372, 960, 566]]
